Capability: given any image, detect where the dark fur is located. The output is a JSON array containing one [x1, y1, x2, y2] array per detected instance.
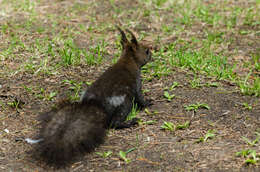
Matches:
[[82, 27, 152, 128], [35, 99, 107, 167], [34, 27, 151, 167]]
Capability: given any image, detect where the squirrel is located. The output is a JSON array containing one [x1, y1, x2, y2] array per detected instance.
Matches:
[[33, 26, 152, 167]]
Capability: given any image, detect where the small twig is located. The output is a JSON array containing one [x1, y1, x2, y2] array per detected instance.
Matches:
[[137, 157, 160, 165]]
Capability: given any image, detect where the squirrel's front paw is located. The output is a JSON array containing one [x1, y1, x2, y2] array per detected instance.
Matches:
[[129, 117, 139, 125]]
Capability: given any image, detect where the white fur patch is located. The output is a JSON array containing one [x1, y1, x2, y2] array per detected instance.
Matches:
[[107, 95, 126, 107], [25, 138, 44, 144]]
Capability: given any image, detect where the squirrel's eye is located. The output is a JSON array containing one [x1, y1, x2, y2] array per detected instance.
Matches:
[[145, 49, 150, 55]]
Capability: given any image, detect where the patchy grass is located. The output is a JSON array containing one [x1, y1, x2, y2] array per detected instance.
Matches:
[[0, 0, 259, 171]]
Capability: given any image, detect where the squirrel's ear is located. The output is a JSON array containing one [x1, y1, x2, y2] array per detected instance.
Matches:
[[116, 25, 128, 48], [126, 29, 138, 47]]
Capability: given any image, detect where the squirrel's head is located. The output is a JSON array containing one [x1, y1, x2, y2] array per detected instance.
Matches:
[[116, 26, 152, 67]]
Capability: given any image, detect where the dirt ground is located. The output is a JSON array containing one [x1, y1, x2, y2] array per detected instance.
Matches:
[[0, 0, 259, 171]]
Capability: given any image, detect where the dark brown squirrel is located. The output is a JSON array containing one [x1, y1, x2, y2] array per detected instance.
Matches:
[[33, 26, 152, 167]]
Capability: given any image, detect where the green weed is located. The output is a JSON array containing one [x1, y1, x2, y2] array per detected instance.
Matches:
[[7, 99, 21, 110], [190, 77, 202, 88], [119, 148, 136, 163], [23, 85, 33, 94], [244, 151, 259, 165], [239, 72, 260, 97], [163, 82, 180, 91], [236, 149, 254, 158], [237, 132, 260, 165], [163, 91, 175, 102], [241, 133, 260, 146], [126, 101, 139, 121], [84, 40, 107, 65], [59, 39, 81, 66], [63, 80, 83, 101], [243, 103, 253, 110], [170, 82, 180, 90], [236, 149, 260, 165], [184, 103, 210, 112], [205, 82, 219, 87], [196, 129, 216, 143], [161, 121, 174, 132], [11, 0, 36, 14], [153, 0, 167, 7], [96, 151, 113, 158], [161, 121, 190, 132], [142, 120, 157, 125], [46, 92, 57, 101], [176, 121, 190, 130], [35, 88, 45, 100], [243, 7, 259, 26], [144, 108, 158, 116]]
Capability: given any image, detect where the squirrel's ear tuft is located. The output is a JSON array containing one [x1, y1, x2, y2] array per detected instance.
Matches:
[[126, 29, 138, 47], [116, 25, 128, 48]]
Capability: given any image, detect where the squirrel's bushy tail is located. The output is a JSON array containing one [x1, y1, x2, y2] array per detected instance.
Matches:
[[35, 100, 107, 167]]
